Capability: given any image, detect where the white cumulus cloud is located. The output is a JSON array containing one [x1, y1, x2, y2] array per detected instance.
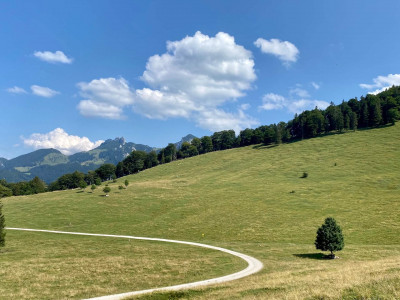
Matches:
[[135, 31, 257, 132], [360, 74, 400, 95], [34, 50, 73, 64], [254, 38, 299, 66], [77, 77, 135, 119], [7, 86, 27, 94], [31, 85, 60, 98], [23, 128, 104, 155]]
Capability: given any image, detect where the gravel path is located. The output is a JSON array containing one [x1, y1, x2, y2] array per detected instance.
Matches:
[[6, 227, 263, 300]]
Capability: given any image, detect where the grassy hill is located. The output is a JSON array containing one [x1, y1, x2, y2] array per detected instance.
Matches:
[[1, 125, 400, 299]]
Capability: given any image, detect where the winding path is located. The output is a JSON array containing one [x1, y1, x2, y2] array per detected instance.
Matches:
[[6, 227, 263, 300]]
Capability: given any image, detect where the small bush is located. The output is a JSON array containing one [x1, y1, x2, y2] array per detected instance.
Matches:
[[103, 186, 111, 196], [301, 172, 308, 178]]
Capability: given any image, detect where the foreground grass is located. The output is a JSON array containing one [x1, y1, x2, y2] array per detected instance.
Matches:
[[0, 230, 245, 300], [2, 125, 400, 299]]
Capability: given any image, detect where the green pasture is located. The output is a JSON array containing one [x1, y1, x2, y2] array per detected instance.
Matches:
[[2, 125, 400, 299]]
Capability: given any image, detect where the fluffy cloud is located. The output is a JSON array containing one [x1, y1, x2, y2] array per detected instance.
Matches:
[[77, 100, 123, 119], [23, 128, 104, 155], [195, 108, 258, 134], [360, 74, 400, 95], [7, 86, 27, 94], [135, 31, 257, 131], [77, 77, 134, 119], [259, 92, 329, 114], [34, 50, 73, 64], [254, 38, 299, 66], [260, 93, 286, 110], [31, 85, 60, 98]]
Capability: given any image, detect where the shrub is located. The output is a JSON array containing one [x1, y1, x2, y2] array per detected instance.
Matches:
[[103, 186, 111, 196]]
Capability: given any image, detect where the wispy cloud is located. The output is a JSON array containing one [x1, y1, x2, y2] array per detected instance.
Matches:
[[31, 85, 60, 98], [7, 86, 27, 94], [289, 87, 310, 98], [34, 50, 73, 64], [254, 38, 299, 66], [311, 82, 320, 90], [259, 89, 329, 115]]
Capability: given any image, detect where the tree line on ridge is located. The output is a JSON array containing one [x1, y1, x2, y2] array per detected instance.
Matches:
[[0, 85, 399, 197]]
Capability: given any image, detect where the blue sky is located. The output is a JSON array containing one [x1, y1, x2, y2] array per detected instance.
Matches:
[[1, 0, 400, 159]]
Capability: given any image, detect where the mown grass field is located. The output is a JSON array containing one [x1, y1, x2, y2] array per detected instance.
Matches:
[[1, 125, 400, 299]]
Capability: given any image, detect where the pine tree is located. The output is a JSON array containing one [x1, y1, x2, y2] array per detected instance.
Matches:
[[315, 217, 344, 258], [0, 201, 5, 248]]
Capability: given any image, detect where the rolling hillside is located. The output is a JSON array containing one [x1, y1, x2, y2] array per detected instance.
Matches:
[[1, 125, 400, 299]]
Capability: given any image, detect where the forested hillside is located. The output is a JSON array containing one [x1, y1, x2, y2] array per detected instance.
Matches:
[[1, 86, 399, 196]]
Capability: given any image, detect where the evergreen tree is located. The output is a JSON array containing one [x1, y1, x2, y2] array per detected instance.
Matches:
[[360, 100, 369, 128], [368, 95, 383, 127], [274, 124, 282, 144], [251, 128, 264, 144], [315, 217, 344, 258], [350, 112, 358, 131], [0, 201, 5, 247]]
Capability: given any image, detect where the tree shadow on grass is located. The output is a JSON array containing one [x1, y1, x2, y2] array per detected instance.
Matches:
[[293, 253, 329, 260], [253, 144, 278, 150]]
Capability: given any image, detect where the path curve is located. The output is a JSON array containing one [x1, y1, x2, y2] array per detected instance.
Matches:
[[6, 227, 263, 300]]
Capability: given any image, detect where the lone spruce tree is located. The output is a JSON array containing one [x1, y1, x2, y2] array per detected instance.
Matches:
[[315, 217, 344, 258], [0, 201, 5, 248]]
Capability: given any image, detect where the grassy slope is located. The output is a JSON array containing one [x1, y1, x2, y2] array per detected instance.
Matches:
[[2, 125, 400, 299]]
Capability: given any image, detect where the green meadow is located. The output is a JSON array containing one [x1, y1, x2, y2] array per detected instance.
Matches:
[[1, 125, 400, 299]]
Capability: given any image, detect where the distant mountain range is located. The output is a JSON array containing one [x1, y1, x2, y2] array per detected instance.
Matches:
[[0, 134, 195, 183]]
